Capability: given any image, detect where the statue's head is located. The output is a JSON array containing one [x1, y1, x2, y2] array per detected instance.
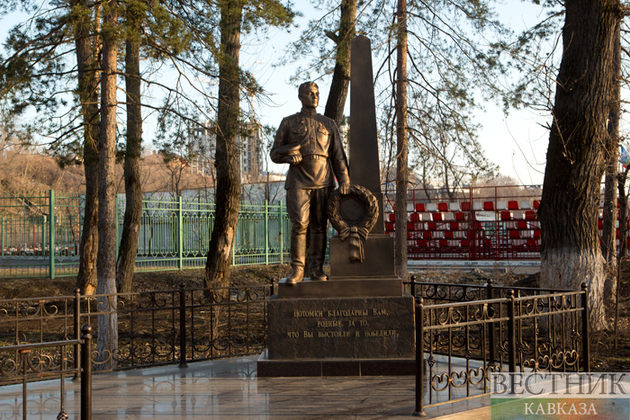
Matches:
[[298, 82, 319, 109]]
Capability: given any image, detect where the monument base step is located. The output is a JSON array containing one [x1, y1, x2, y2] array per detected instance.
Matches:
[[277, 276, 402, 299], [257, 350, 415, 377]]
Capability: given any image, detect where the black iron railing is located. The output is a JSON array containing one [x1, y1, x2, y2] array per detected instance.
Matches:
[[0, 325, 93, 420], [0, 284, 271, 374], [406, 277, 590, 416]]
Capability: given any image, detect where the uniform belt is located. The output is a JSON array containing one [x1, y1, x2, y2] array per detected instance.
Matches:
[[303, 155, 326, 160]]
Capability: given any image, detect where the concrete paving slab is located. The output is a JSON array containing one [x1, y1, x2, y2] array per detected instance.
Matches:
[[0, 356, 491, 419]]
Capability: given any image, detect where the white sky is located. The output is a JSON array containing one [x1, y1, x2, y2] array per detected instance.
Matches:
[[0, 1, 568, 187]]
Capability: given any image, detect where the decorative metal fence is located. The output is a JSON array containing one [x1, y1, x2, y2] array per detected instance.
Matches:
[[0, 326, 93, 420], [0, 191, 291, 278], [0, 284, 271, 375], [407, 278, 590, 416]]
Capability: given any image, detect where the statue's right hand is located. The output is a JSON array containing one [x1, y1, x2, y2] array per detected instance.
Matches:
[[288, 153, 303, 165]]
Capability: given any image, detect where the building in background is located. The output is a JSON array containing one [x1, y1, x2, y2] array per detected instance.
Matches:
[[188, 120, 263, 182]]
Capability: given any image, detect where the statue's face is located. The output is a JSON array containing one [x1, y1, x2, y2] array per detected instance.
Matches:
[[299, 85, 319, 109]]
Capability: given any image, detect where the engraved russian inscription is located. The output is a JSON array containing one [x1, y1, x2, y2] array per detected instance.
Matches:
[[267, 296, 414, 359]]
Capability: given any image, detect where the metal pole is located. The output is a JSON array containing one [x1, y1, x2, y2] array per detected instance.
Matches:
[[413, 297, 426, 417], [507, 290, 517, 395], [179, 282, 188, 367], [49, 189, 56, 279], [74, 288, 81, 380], [487, 279, 496, 367], [178, 196, 184, 270], [410, 275, 417, 297], [581, 282, 590, 373], [279, 201, 284, 264], [21, 349, 30, 420], [264, 201, 269, 265], [41, 215, 45, 257], [58, 344, 67, 419], [81, 325, 92, 420]]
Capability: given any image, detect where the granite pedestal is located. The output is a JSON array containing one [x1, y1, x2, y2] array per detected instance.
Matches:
[[258, 294, 415, 377]]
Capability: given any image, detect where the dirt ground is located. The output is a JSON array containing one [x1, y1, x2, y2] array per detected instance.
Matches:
[[1, 261, 629, 371]]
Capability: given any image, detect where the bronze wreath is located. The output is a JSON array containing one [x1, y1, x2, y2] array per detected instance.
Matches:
[[327, 184, 379, 263]]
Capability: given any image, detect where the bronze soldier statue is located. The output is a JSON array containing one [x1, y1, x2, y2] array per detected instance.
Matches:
[[271, 82, 350, 284]]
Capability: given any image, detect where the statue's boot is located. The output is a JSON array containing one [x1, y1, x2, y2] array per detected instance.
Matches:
[[286, 234, 305, 285], [309, 233, 328, 281]]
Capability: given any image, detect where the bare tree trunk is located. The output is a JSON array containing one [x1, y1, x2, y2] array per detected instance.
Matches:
[[116, 19, 143, 294], [618, 169, 629, 261], [97, 0, 119, 368], [394, 0, 408, 281], [205, 0, 242, 291], [323, 0, 356, 127], [603, 18, 621, 301], [75, 0, 100, 295], [539, 0, 621, 331]]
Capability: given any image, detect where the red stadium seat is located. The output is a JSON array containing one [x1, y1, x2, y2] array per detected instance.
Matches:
[[525, 211, 537, 221], [415, 203, 426, 212], [483, 201, 495, 211], [508, 200, 519, 210], [455, 212, 465, 221], [388, 213, 395, 222], [438, 203, 449, 212], [461, 202, 472, 211]]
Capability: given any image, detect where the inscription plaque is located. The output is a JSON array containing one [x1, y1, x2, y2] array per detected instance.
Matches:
[[267, 295, 415, 360]]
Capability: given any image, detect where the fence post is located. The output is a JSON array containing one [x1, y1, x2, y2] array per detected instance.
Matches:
[[487, 279, 497, 367], [413, 297, 426, 417], [81, 325, 92, 420], [264, 201, 269, 265], [1, 216, 4, 256], [49, 189, 55, 279], [410, 275, 417, 297], [279, 201, 284, 264], [179, 282, 188, 368], [507, 290, 516, 373], [20, 349, 30, 419], [178, 196, 184, 270], [73, 288, 81, 380], [41, 215, 45, 258], [581, 282, 590, 373]]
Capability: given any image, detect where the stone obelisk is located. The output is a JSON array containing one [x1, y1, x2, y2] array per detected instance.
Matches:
[[349, 35, 384, 233]]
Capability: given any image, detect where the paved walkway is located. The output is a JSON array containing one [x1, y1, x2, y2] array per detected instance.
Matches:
[[1, 356, 490, 419]]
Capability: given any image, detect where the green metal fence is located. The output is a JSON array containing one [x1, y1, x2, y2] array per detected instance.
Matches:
[[0, 191, 291, 278]]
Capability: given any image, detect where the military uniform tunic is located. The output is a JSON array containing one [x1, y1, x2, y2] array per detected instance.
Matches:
[[271, 110, 350, 190]]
